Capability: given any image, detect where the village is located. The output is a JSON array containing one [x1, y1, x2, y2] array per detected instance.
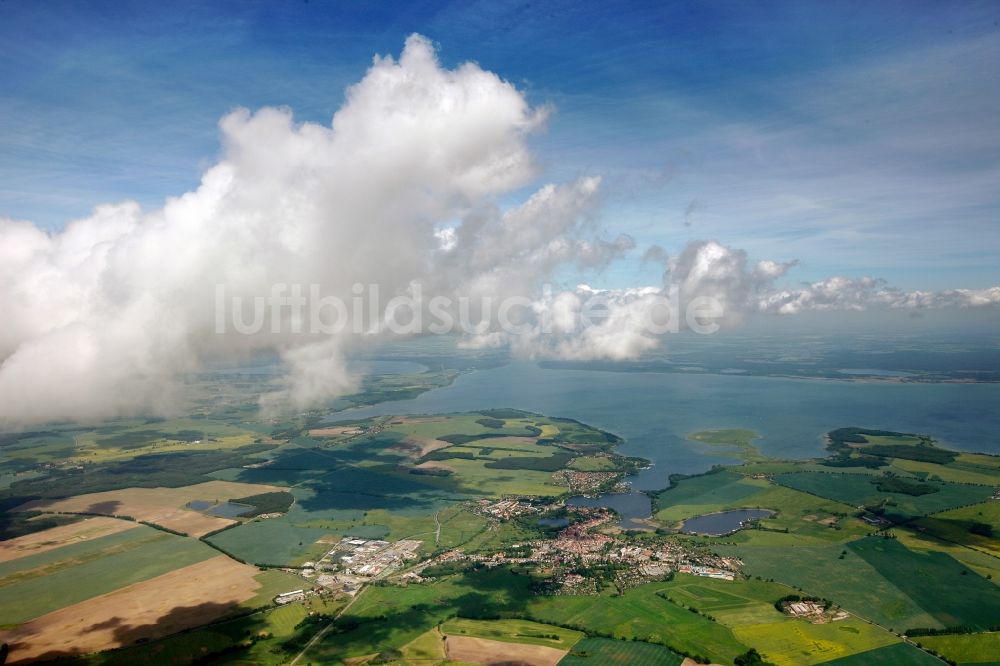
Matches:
[[397, 504, 742, 595], [272, 497, 744, 605], [550, 469, 630, 494]]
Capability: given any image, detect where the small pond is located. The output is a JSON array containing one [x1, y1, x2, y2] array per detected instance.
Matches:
[[188, 499, 256, 518]]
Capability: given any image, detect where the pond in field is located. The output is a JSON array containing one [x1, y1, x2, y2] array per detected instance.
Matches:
[[681, 509, 775, 536], [190, 500, 256, 518]]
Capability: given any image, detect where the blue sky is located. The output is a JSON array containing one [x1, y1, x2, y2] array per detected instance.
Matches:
[[2, 0, 999, 291]]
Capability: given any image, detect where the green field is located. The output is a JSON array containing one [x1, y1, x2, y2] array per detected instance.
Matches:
[[917, 632, 1000, 664], [659, 573, 902, 666], [716, 538, 940, 629], [3, 410, 997, 666], [401, 626, 447, 663], [526, 583, 748, 664], [558, 637, 684, 665], [733, 619, 898, 666], [911, 501, 1000, 556], [820, 642, 946, 665], [653, 470, 770, 522], [774, 471, 992, 521], [205, 518, 332, 565], [241, 569, 312, 608], [199, 411, 625, 564], [441, 617, 584, 649], [310, 567, 542, 662], [889, 457, 1000, 485], [655, 472, 867, 542], [568, 455, 620, 471], [317, 569, 746, 665], [0, 525, 215, 623], [661, 575, 793, 626], [726, 484, 868, 541], [849, 536, 1000, 630]]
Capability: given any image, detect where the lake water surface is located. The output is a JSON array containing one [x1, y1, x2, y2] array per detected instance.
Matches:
[[681, 509, 776, 536], [337, 362, 1000, 491], [566, 492, 652, 529]]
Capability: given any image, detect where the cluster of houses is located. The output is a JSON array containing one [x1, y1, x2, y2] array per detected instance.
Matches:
[[407, 505, 742, 594]]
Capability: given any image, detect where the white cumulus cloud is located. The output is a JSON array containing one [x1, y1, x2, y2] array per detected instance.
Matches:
[[1, 36, 997, 428]]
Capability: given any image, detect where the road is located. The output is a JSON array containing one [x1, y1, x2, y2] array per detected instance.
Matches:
[[287, 586, 366, 666]]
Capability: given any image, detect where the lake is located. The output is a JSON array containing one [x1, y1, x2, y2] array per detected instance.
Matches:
[[566, 492, 652, 529], [336, 362, 1000, 491], [681, 509, 776, 536]]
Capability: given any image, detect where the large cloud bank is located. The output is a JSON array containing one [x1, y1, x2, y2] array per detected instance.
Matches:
[[1, 35, 997, 427]]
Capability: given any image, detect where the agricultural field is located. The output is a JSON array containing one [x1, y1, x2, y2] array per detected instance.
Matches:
[[0, 419, 265, 474], [773, 471, 992, 522], [732, 619, 898, 666], [726, 484, 868, 541], [444, 634, 568, 665], [558, 637, 684, 666], [910, 500, 1000, 556], [659, 575, 793, 626], [820, 642, 948, 665], [2, 410, 998, 666], [525, 583, 748, 664], [712, 535, 942, 630], [0, 555, 267, 664], [201, 410, 625, 565], [0, 525, 217, 624], [308, 568, 738, 664], [659, 574, 904, 666], [567, 455, 620, 471], [16, 480, 285, 537], [400, 626, 448, 664], [205, 517, 333, 566], [652, 470, 771, 523], [56, 594, 344, 666], [440, 617, 584, 650], [654, 470, 868, 542], [0, 516, 136, 563], [887, 457, 1000, 485], [848, 536, 1000, 630], [916, 632, 1000, 664]]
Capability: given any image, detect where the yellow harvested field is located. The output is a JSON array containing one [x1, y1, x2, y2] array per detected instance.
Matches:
[[16, 480, 284, 537], [444, 635, 568, 666], [0, 555, 264, 664], [0, 517, 138, 563]]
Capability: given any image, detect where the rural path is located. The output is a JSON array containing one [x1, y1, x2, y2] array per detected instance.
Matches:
[[434, 509, 442, 546], [287, 586, 367, 666]]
